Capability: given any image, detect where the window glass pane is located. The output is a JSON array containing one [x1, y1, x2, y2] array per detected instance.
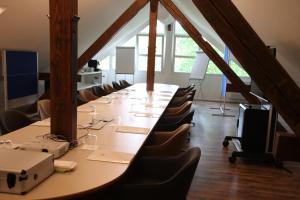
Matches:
[[175, 21, 188, 35], [122, 36, 136, 47], [175, 37, 198, 57], [230, 60, 249, 77], [99, 56, 110, 70], [174, 57, 194, 73], [206, 61, 222, 74], [156, 36, 163, 55], [138, 36, 163, 55], [138, 56, 161, 71], [138, 36, 149, 54]]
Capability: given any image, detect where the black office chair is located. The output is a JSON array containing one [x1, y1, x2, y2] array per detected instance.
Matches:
[[119, 80, 132, 88], [155, 109, 195, 132], [112, 81, 123, 90], [169, 92, 194, 107], [175, 85, 195, 97], [119, 147, 201, 200], [0, 110, 33, 134], [142, 124, 190, 157], [77, 93, 88, 106], [102, 84, 117, 94], [92, 85, 109, 97]]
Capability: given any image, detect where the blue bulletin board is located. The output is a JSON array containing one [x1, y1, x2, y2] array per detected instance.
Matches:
[[4, 50, 38, 100]]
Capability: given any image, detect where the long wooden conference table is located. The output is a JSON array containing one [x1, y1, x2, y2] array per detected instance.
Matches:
[[0, 83, 178, 200]]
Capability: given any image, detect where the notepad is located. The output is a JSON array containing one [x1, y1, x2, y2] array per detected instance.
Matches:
[[115, 125, 149, 134], [87, 150, 134, 164]]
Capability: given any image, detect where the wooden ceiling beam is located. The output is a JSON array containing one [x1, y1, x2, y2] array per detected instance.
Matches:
[[77, 0, 149, 71], [193, 0, 300, 135], [146, 0, 158, 91], [159, 0, 259, 104]]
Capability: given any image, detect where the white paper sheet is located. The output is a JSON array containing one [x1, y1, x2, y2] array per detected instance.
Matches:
[[115, 125, 149, 134], [87, 149, 134, 164]]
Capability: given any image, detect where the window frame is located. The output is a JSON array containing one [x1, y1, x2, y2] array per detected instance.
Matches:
[[173, 33, 199, 74], [136, 32, 165, 72]]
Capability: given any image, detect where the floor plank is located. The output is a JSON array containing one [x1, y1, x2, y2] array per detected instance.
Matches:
[[187, 101, 300, 200]]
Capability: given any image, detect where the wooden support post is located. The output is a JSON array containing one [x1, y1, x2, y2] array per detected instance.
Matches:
[[77, 0, 149, 71], [160, 0, 259, 104], [49, 0, 78, 144], [192, 0, 300, 135], [147, 0, 158, 91]]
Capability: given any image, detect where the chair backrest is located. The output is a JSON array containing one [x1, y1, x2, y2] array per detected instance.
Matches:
[[112, 81, 123, 90], [143, 124, 190, 157], [102, 84, 116, 94], [170, 91, 194, 107], [156, 109, 195, 131], [122, 147, 201, 200], [92, 86, 109, 97], [79, 89, 98, 102], [0, 110, 33, 133], [77, 93, 88, 106], [167, 147, 201, 199], [176, 85, 195, 96], [165, 101, 192, 117], [38, 99, 51, 120], [119, 80, 131, 88]]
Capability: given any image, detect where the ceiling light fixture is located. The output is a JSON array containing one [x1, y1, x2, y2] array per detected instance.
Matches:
[[0, 7, 7, 15]]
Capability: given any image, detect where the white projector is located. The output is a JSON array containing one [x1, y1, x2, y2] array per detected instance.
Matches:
[[20, 140, 69, 159]]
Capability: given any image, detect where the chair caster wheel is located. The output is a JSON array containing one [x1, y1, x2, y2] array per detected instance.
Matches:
[[223, 140, 229, 147], [229, 156, 236, 163]]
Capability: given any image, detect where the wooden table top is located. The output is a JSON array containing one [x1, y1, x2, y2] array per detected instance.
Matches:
[[0, 83, 178, 200]]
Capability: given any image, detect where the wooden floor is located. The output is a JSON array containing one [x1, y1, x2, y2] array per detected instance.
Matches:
[[187, 101, 300, 200]]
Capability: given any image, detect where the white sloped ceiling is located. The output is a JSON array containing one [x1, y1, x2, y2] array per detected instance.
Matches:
[[0, 0, 299, 86]]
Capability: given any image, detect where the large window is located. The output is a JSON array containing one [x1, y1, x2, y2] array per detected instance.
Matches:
[[173, 22, 198, 73], [173, 22, 249, 77], [136, 21, 165, 72]]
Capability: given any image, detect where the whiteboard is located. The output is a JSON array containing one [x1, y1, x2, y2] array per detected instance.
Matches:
[[189, 51, 210, 80], [115, 47, 135, 74]]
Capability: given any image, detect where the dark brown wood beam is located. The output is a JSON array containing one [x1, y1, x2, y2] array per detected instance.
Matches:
[[160, 0, 259, 104], [49, 0, 78, 143], [146, 0, 158, 91], [193, 0, 300, 135], [77, 0, 149, 71]]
